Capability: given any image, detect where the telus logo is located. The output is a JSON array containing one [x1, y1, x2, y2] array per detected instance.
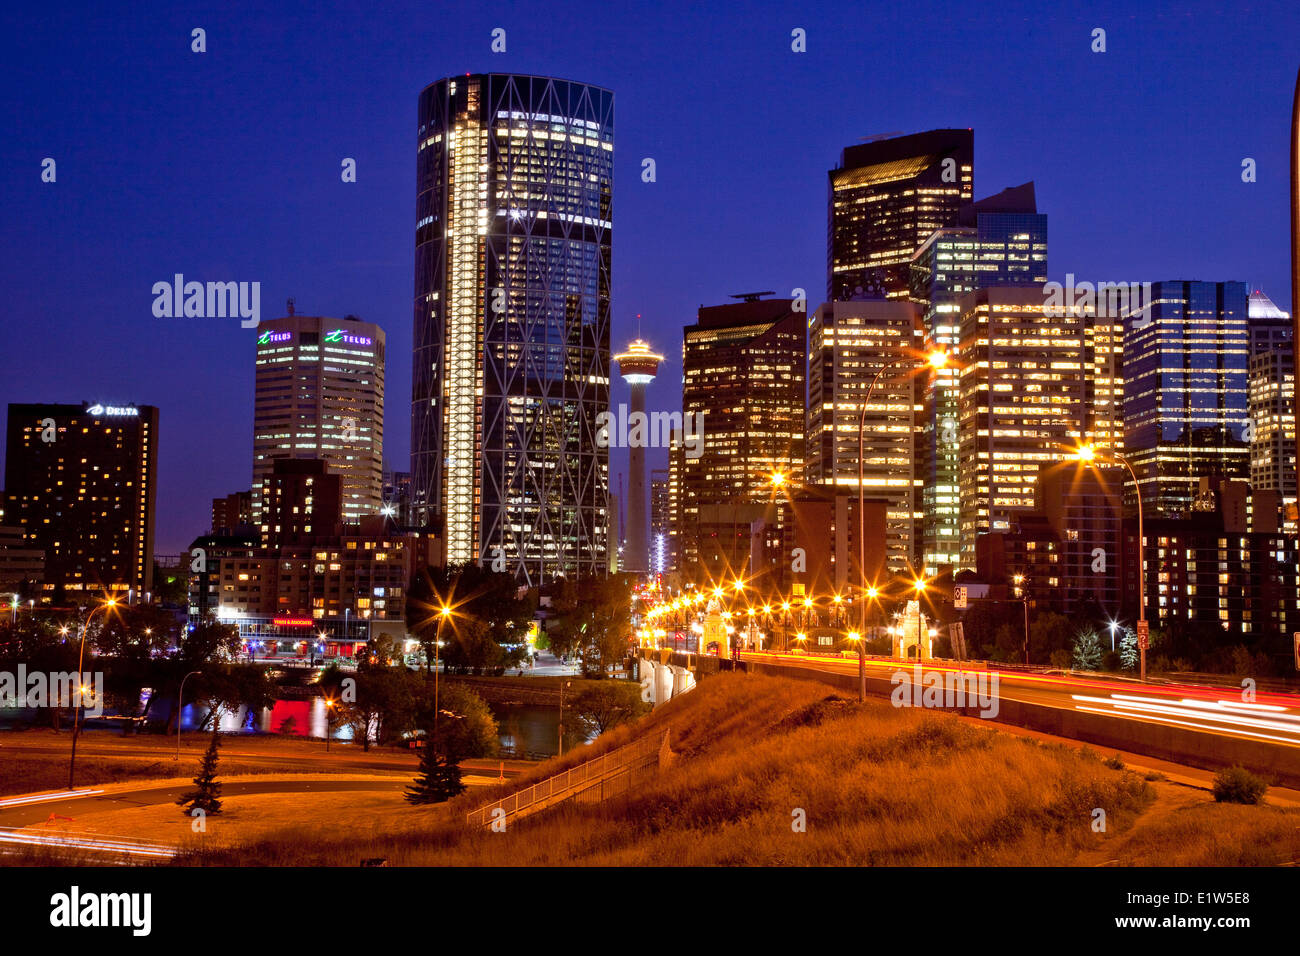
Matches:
[[49, 886, 151, 937]]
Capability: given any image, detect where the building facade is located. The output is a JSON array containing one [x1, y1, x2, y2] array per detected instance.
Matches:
[[411, 73, 613, 584], [807, 299, 923, 572], [253, 313, 385, 526], [1121, 281, 1250, 517], [4, 402, 158, 596], [956, 288, 1087, 566], [910, 182, 1047, 574], [828, 129, 974, 301], [1246, 289, 1296, 505], [678, 296, 806, 582]]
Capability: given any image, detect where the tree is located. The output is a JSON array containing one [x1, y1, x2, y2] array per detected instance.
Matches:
[[572, 681, 648, 736], [549, 574, 633, 677], [1071, 629, 1103, 670], [177, 729, 223, 816], [405, 738, 465, 805], [180, 616, 241, 667], [434, 683, 499, 758], [407, 564, 535, 675]]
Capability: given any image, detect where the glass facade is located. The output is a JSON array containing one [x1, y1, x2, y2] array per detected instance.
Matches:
[[412, 74, 613, 584], [1121, 281, 1250, 516]]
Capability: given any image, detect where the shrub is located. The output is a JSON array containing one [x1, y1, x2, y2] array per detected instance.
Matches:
[[1100, 651, 1121, 672], [1049, 649, 1072, 670], [1211, 766, 1268, 804]]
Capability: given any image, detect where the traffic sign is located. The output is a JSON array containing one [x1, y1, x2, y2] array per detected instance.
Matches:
[[953, 586, 967, 610], [1136, 620, 1149, 651]]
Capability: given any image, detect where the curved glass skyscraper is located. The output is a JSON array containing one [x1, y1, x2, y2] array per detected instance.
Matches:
[[412, 74, 613, 584]]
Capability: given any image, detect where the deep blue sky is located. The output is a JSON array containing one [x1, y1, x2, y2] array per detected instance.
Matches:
[[2, 0, 1297, 554]]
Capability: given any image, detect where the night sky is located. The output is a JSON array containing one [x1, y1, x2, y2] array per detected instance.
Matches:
[[2, 0, 1296, 554]]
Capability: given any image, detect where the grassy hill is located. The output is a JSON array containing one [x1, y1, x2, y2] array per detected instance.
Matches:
[[182, 672, 1300, 866]]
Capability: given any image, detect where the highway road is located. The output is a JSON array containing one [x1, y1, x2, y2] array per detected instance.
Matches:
[[741, 650, 1300, 750]]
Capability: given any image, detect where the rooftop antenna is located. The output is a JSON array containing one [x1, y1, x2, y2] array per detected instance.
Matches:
[[286, 298, 295, 317]]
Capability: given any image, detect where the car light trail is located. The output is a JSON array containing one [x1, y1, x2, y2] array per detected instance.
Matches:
[[0, 788, 104, 808], [0, 827, 175, 859]]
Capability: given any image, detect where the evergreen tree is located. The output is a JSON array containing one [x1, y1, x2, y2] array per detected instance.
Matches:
[[405, 734, 465, 805], [1071, 628, 1103, 671], [177, 728, 223, 816]]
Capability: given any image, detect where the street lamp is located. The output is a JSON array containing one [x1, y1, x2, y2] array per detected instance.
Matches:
[[912, 578, 927, 662], [1074, 443, 1147, 681], [68, 598, 117, 788], [1012, 573, 1029, 665]]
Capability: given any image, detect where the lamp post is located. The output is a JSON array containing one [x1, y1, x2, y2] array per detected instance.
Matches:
[[68, 598, 117, 789], [434, 605, 450, 746], [912, 578, 927, 662], [1013, 574, 1029, 665], [559, 679, 571, 756], [175, 670, 202, 761], [1075, 444, 1146, 681]]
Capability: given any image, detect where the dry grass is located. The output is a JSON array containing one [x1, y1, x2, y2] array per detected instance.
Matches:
[[141, 672, 1300, 866]]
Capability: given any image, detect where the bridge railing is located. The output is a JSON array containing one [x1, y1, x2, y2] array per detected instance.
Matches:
[[466, 732, 664, 827]]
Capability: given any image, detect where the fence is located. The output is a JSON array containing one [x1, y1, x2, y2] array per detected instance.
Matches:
[[466, 731, 667, 827]]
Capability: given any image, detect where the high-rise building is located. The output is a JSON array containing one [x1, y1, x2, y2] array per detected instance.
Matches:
[[910, 182, 1047, 573], [253, 313, 385, 526], [1121, 281, 1250, 516], [1247, 290, 1296, 505], [955, 288, 1087, 566], [411, 73, 613, 584], [259, 458, 342, 548], [650, 467, 670, 573], [211, 490, 254, 536], [828, 129, 974, 301], [615, 338, 663, 574], [679, 296, 806, 582], [807, 299, 923, 572], [4, 402, 158, 595]]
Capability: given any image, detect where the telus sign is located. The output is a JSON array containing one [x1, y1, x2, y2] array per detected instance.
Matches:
[[325, 328, 372, 347]]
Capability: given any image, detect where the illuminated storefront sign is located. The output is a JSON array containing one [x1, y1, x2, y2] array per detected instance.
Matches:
[[272, 616, 314, 627], [257, 331, 292, 345], [85, 404, 139, 417], [325, 329, 372, 347]]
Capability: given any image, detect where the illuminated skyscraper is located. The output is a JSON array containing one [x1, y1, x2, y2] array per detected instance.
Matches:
[[679, 296, 805, 582], [411, 73, 613, 584], [4, 402, 158, 595], [1120, 281, 1250, 516], [1246, 290, 1295, 504], [910, 182, 1047, 574], [615, 338, 662, 575], [956, 288, 1087, 566], [829, 129, 973, 301], [807, 299, 923, 572], [253, 313, 385, 527]]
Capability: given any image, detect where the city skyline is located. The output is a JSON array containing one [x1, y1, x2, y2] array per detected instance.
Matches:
[[2, 2, 1296, 554]]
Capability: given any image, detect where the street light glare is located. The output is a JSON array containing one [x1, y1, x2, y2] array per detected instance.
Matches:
[[927, 349, 948, 369], [1075, 443, 1097, 462]]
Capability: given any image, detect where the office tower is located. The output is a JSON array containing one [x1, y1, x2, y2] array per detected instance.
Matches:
[[650, 467, 670, 573], [0, 523, 44, 594], [1121, 281, 1250, 516], [615, 338, 663, 574], [828, 129, 973, 301], [1246, 290, 1296, 503], [956, 288, 1087, 566], [910, 182, 1047, 573], [412, 73, 613, 584], [4, 402, 158, 595], [259, 458, 342, 548], [253, 313, 385, 526], [1034, 463, 1122, 617], [807, 299, 923, 573], [679, 296, 806, 582], [212, 490, 254, 535]]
